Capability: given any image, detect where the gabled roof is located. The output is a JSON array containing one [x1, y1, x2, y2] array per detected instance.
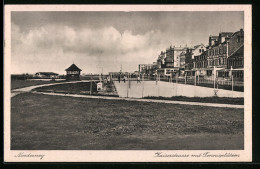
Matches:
[[231, 29, 244, 38], [36, 72, 58, 75], [210, 36, 218, 39], [229, 44, 244, 58], [65, 64, 82, 71], [219, 32, 233, 38]]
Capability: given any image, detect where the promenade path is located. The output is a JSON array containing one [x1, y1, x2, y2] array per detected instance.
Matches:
[[11, 80, 243, 108]]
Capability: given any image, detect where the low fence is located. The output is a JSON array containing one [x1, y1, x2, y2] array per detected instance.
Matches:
[[113, 80, 244, 98], [112, 75, 244, 92]]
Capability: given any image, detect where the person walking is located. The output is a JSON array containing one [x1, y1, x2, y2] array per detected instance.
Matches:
[[123, 75, 126, 83], [137, 76, 141, 84]]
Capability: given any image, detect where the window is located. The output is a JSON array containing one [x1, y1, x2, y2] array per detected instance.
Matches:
[[223, 46, 227, 54], [220, 47, 223, 54]]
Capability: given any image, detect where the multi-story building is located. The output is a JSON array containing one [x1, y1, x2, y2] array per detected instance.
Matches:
[[185, 48, 194, 71], [193, 51, 208, 76], [206, 32, 233, 78], [180, 50, 186, 71], [138, 64, 154, 75], [138, 64, 147, 74], [157, 51, 166, 69], [165, 46, 174, 68], [156, 46, 187, 76], [174, 46, 187, 68], [227, 29, 244, 79], [137, 29, 244, 81], [185, 44, 206, 76], [209, 35, 219, 46]]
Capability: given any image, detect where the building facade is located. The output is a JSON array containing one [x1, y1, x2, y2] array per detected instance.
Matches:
[[165, 46, 174, 68], [35, 72, 59, 79], [227, 29, 244, 79], [185, 44, 206, 76], [65, 63, 82, 81], [136, 29, 244, 82], [193, 51, 208, 76]]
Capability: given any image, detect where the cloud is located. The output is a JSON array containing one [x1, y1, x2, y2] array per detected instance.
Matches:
[[11, 23, 166, 74]]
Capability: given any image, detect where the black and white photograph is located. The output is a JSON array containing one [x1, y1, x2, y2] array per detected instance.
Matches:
[[4, 5, 252, 162]]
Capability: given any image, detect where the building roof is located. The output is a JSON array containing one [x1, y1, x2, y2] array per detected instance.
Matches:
[[65, 64, 82, 71], [193, 44, 205, 49], [229, 44, 244, 58], [210, 36, 218, 39], [219, 32, 233, 38], [36, 72, 58, 75], [231, 29, 244, 37]]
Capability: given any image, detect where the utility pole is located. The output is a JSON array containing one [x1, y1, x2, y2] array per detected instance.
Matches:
[[185, 72, 187, 84], [96, 65, 103, 82], [156, 70, 158, 85], [195, 71, 196, 86], [128, 73, 130, 88], [232, 75, 234, 97], [176, 72, 178, 96], [90, 73, 92, 95]]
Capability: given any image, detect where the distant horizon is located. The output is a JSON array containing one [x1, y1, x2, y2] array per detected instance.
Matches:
[[11, 11, 244, 74]]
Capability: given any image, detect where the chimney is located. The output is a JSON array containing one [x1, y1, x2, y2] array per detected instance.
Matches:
[[227, 41, 229, 57]]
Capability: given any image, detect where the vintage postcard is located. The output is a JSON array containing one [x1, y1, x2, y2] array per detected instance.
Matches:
[[4, 5, 252, 162]]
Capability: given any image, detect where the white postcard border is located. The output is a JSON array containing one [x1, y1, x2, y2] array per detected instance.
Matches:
[[4, 5, 252, 162]]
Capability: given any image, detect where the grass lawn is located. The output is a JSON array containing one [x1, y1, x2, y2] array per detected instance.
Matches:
[[144, 96, 244, 105], [11, 93, 244, 150], [33, 81, 119, 97], [33, 82, 97, 94], [32, 81, 97, 94], [11, 79, 66, 90]]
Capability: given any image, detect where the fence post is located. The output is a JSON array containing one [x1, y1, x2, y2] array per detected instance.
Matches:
[[158, 79, 160, 97], [194, 72, 196, 86], [128, 73, 130, 88], [185, 73, 187, 84], [142, 73, 144, 98], [176, 73, 178, 96], [90, 74, 92, 95], [232, 75, 234, 97], [213, 74, 215, 89], [155, 70, 158, 85], [126, 74, 129, 98]]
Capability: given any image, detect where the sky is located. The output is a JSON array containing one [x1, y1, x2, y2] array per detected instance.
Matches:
[[11, 11, 244, 74]]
